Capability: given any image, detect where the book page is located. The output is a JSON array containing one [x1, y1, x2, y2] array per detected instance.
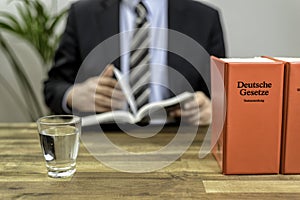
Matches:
[[220, 58, 276, 63], [81, 92, 194, 126], [82, 111, 135, 126], [135, 92, 194, 121], [274, 57, 300, 62], [113, 68, 137, 115]]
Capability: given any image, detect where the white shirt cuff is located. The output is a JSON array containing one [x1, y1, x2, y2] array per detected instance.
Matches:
[[62, 86, 73, 114]]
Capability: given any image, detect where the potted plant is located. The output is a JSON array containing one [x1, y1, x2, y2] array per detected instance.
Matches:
[[0, 0, 68, 120]]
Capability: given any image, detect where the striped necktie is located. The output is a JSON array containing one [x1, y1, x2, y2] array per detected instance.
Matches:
[[129, 1, 151, 109]]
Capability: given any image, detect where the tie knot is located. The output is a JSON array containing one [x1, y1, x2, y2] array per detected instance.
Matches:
[[135, 1, 148, 22]]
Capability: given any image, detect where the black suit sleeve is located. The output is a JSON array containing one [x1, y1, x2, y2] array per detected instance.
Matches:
[[44, 4, 81, 114]]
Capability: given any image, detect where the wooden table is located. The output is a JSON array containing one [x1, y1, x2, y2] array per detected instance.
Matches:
[[1, 123, 300, 199]]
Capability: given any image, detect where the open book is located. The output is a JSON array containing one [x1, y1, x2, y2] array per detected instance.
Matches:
[[81, 68, 194, 126]]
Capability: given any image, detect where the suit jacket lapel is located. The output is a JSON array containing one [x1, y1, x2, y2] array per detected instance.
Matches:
[[167, 0, 189, 95], [94, 0, 121, 68], [94, 0, 120, 37], [168, 0, 186, 34]]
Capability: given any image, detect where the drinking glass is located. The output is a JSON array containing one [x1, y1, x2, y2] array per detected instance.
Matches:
[[37, 115, 81, 178]]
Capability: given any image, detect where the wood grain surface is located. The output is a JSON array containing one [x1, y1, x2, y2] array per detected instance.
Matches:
[[0, 123, 300, 200]]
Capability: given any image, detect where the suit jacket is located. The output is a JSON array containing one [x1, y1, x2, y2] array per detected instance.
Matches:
[[44, 0, 226, 114]]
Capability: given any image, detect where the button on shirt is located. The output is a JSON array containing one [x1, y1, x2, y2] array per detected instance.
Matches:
[[120, 0, 169, 102]]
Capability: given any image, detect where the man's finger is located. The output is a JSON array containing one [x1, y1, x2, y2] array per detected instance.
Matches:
[[101, 64, 114, 77], [96, 85, 124, 100], [98, 77, 118, 88], [199, 109, 212, 125], [169, 108, 181, 118], [188, 113, 201, 125], [95, 94, 125, 110], [181, 108, 199, 118], [184, 100, 198, 111]]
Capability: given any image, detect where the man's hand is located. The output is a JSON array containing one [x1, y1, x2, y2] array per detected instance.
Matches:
[[67, 65, 125, 112], [169, 91, 212, 126]]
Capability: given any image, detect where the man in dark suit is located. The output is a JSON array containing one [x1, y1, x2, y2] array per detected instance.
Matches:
[[44, 0, 226, 125]]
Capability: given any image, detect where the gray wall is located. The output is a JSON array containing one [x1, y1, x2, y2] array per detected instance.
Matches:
[[200, 0, 300, 57], [0, 0, 300, 122]]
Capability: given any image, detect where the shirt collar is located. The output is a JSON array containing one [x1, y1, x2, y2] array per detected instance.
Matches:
[[122, 0, 165, 18]]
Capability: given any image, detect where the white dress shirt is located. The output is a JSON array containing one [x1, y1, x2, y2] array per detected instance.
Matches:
[[120, 0, 169, 102]]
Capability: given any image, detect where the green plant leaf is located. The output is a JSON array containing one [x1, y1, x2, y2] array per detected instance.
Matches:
[[0, 11, 23, 33], [14, 4, 41, 59], [33, 0, 49, 25], [47, 8, 68, 33], [0, 22, 18, 33]]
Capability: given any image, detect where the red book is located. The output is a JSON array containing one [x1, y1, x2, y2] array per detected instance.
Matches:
[[268, 57, 300, 174], [211, 57, 285, 174]]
